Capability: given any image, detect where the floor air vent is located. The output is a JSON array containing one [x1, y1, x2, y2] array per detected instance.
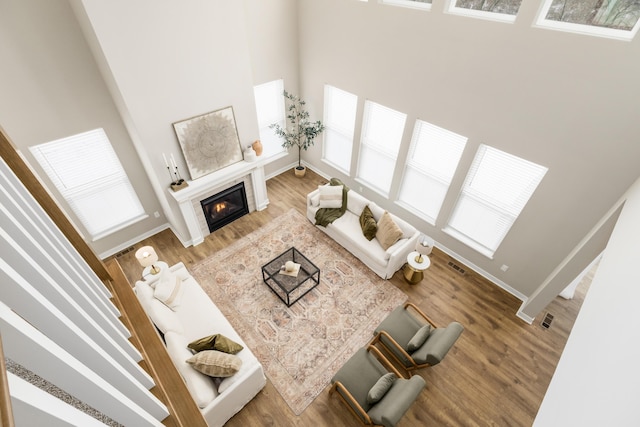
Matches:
[[541, 313, 554, 329], [447, 261, 466, 275], [114, 246, 135, 258]]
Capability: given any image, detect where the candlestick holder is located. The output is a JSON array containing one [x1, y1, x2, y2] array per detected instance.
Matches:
[[170, 178, 189, 192]]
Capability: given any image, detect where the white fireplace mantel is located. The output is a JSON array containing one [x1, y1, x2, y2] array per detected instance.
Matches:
[[168, 160, 269, 246]]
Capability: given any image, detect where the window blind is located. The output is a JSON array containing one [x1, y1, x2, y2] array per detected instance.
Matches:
[[398, 119, 467, 223], [30, 128, 146, 240], [322, 85, 357, 173], [253, 79, 286, 158], [444, 144, 547, 258], [357, 101, 406, 195]]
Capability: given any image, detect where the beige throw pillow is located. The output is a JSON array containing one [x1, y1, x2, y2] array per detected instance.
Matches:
[[186, 350, 242, 378], [318, 184, 343, 208], [376, 211, 404, 250]]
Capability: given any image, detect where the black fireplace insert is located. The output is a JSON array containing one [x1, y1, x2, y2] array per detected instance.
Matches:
[[200, 182, 249, 233]]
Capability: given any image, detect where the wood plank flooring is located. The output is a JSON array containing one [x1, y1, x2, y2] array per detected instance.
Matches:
[[111, 168, 591, 427]]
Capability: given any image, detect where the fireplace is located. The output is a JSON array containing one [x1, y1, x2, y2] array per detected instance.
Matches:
[[200, 182, 249, 233]]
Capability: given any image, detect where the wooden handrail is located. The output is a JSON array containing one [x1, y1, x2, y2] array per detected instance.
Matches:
[[0, 334, 15, 427], [104, 259, 207, 427], [0, 126, 111, 281]]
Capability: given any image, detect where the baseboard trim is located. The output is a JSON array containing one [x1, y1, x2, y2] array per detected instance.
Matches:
[[99, 223, 170, 259], [516, 307, 535, 324], [431, 242, 528, 303]]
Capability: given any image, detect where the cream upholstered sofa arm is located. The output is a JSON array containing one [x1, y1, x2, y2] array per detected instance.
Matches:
[[307, 188, 320, 208]]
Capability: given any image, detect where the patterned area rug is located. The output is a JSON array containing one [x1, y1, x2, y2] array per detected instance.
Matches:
[[190, 209, 407, 415]]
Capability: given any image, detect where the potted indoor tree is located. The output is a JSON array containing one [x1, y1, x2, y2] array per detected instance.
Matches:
[[270, 90, 325, 177]]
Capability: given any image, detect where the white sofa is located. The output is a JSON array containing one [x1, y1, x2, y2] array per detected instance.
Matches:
[[135, 262, 266, 427], [307, 186, 420, 279]]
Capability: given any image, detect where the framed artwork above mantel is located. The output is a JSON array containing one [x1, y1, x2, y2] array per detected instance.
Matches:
[[173, 106, 244, 180]]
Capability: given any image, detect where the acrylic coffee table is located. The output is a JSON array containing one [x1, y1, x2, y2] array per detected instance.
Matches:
[[261, 247, 320, 307]]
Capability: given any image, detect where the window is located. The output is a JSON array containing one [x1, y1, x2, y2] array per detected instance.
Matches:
[[536, 0, 640, 40], [447, 0, 523, 22], [322, 85, 358, 174], [253, 79, 286, 158], [443, 145, 547, 258], [397, 120, 467, 224], [30, 128, 146, 241], [356, 101, 407, 196], [382, 0, 432, 10]]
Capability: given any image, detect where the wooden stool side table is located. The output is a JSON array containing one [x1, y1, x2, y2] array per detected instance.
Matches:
[[402, 251, 430, 284]]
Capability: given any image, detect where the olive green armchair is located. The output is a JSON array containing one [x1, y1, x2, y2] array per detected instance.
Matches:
[[372, 302, 463, 375], [330, 345, 425, 427]]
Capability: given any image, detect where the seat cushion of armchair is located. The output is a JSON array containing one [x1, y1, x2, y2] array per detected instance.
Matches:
[[410, 322, 464, 366], [366, 375, 426, 427], [332, 347, 388, 413], [374, 305, 424, 367]]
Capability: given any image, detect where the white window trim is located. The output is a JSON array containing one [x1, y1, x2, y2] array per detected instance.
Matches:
[[91, 213, 148, 241], [442, 225, 497, 259], [446, 0, 518, 23], [535, 0, 640, 41], [396, 166, 452, 225], [381, 0, 432, 11], [397, 119, 467, 225], [253, 79, 287, 159], [396, 199, 438, 225], [356, 101, 407, 197], [322, 85, 357, 175], [29, 128, 147, 241], [443, 144, 547, 259]]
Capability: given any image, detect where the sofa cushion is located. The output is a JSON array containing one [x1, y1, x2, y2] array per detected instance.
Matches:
[[331, 213, 389, 268], [187, 350, 243, 378], [368, 203, 385, 222], [135, 281, 184, 334], [376, 211, 404, 250], [359, 205, 378, 241], [164, 332, 217, 408], [154, 269, 185, 310], [310, 193, 320, 207], [318, 184, 343, 208], [347, 190, 370, 216], [188, 334, 244, 355]]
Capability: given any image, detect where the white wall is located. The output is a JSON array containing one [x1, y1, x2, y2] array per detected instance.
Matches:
[[533, 175, 640, 426], [297, 0, 640, 300], [0, 0, 300, 252], [0, 0, 166, 256], [73, 0, 300, 244]]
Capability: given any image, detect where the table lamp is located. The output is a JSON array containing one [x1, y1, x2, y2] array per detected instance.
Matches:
[[135, 246, 160, 275], [415, 235, 433, 263]]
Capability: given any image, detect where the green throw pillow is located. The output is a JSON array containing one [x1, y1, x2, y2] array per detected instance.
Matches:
[[188, 334, 244, 354], [359, 205, 378, 241], [366, 372, 396, 405]]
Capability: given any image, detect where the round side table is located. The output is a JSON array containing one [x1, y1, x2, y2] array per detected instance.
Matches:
[[142, 261, 168, 281], [402, 251, 430, 284]]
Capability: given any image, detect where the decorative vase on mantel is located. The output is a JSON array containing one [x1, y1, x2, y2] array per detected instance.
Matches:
[[252, 140, 263, 156]]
